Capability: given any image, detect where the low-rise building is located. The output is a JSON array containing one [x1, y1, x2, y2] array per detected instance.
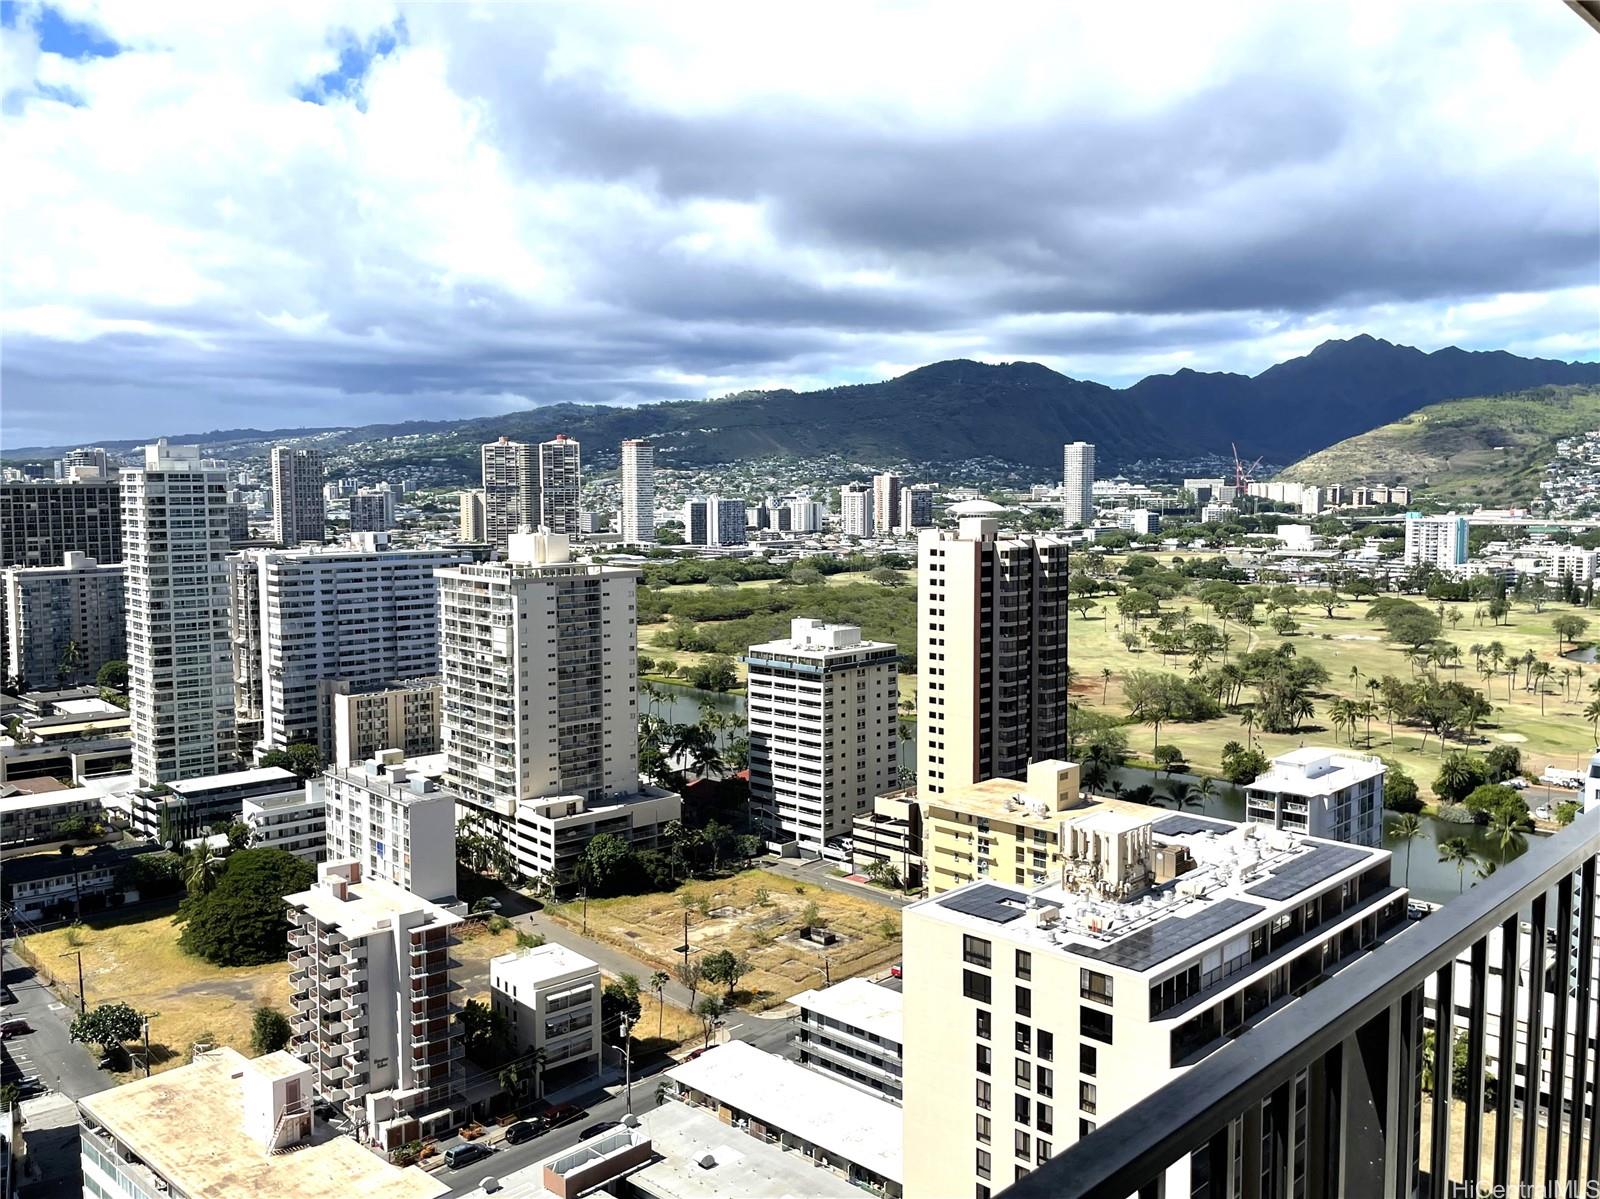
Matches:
[[667, 1040, 903, 1196], [1, 844, 164, 922], [923, 761, 1082, 894], [0, 784, 103, 847], [129, 764, 303, 846], [851, 788, 924, 890], [490, 944, 603, 1089], [792, 977, 904, 1102], [329, 677, 441, 769], [322, 750, 456, 901], [509, 786, 682, 886], [1244, 747, 1385, 847], [78, 1047, 448, 1199], [242, 784, 326, 862], [285, 860, 466, 1147]]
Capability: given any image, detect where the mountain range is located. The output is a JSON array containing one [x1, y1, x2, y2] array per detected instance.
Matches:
[[6, 336, 1597, 474]]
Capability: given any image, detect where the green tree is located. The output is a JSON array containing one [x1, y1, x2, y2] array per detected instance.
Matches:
[[675, 958, 705, 1010], [259, 743, 325, 780], [603, 977, 643, 1043], [700, 948, 752, 1000], [458, 997, 507, 1062], [178, 848, 316, 966], [1553, 613, 1590, 651], [575, 832, 636, 896], [58, 639, 85, 684], [1437, 837, 1478, 894], [1381, 760, 1423, 813], [69, 1002, 144, 1052], [1433, 753, 1490, 805], [250, 1006, 293, 1055], [649, 971, 671, 1038], [1390, 813, 1423, 890], [695, 996, 725, 1046], [96, 660, 129, 690]]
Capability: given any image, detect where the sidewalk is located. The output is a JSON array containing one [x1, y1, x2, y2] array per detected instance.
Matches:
[[510, 911, 700, 1011]]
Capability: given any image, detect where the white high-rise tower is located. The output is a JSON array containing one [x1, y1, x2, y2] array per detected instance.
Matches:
[[481, 438, 538, 551], [538, 435, 582, 538], [620, 440, 655, 546], [1063, 441, 1095, 527], [270, 446, 325, 546], [124, 439, 236, 785]]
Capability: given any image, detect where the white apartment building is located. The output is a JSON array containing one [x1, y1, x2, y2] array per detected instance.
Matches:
[[130, 764, 302, 845], [285, 860, 466, 1146], [330, 677, 441, 768], [482, 437, 538, 551], [539, 434, 583, 538], [841, 484, 872, 537], [248, 535, 467, 757], [620, 439, 656, 546], [918, 520, 1069, 797], [1403, 513, 1470, 569], [1244, 747, 1385, 847], [1200, 503, 1235, 524], [321, 749, 457, 900], [123, 439, 236, 785], [1, 552, 125, 689], [349, 489, 396, 532], [511, 786, 681, 882], [228, 553, 266, 752], [873, 472, 903, 534], [746, 618, 899, 856], [901, 811, 1406, 1199], [793, 977, 904, 1103], [78, 1049, 448, 1199], [242, 785, 326, 862], [789, 498, 827, 533], [708, 497, 748, 546], [1062, 442, 1095, 527], [270, 446, 326, 546], [490, 943, 603, 1087], [458, 487, 487, 543], [56, 446, 111, 479]]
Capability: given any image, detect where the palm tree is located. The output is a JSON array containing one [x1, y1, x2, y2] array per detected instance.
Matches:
[[650, 971, 671, 1039], [1391, 813, 1422, 890], [1164, 781, 1197, 810], [1437, 837, 1477, 894], [1486, 810, 1526, 856], [1531, 661, 1553, 715], [1100, 668, 1112, 705], [1195, 775, 1217, 812], [1585, 697, 1600, 742], [181, 843, 220, 898], [1239, 707, 1256, 750]]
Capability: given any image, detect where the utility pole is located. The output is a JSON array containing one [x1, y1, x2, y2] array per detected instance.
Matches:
[[57, 950, 85, 1015], [142, 1015, 152, 1077], [581, 889, 589, 936]]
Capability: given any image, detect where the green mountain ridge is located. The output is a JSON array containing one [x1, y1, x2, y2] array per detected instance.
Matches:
[[1277, 385, 1600, 506]]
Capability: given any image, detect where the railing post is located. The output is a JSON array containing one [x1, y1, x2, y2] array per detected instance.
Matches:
[[1520, 891, 1548, 1184], [1461, 937, 1489, 1180], [1429, 963, 1454, 1198], [1545, 872, 1575, 1183], [1572, 859, 1597, 1186], [1491, 913, 1519, 1188], [1338, 1005, 1393, 1196]]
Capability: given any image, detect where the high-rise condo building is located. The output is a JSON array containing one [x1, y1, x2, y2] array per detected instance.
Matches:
[[788, 498, 826, 533], [285, 860, 465, 1143], [124, 439, 235, 785], [873, 472, 903, 535], [746, 619, 899, 855], [1402, 512, 1469, 569], [1062, 441, 1095, 527], [2, 552, 125, 690], [619, 439, 656, 546], [684, 498, 746, 546], [270, 446, 326, 546], [841, 485, 872, 537], [0, 477, 123, 568], [227, 555, 266, 752], [321, 750, 456, 900], [898, 485, 936, 534], [349, 489, 395, 532], [683, 499, 710, 545], [438, 529, 640, 805], [246, 535, 466, 758], [329, 677, 442, 768], [900, 810, 1406, 1199], [917, 519, 1068, 797], [56, 447, 112, 479], [458, 488, 487, 543], [481, 438, 538, 551], [539, 434, 583, 538]]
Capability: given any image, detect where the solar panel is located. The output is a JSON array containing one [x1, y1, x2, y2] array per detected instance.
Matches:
[[1151, 814, 1234, 837], [937, 883, 1027, 924], [1065, 898, 1264, 972], [1245, 844, 1371, 902]]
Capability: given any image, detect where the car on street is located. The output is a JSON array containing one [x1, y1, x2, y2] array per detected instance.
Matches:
[[0, 1018, 32, 1037], [542, 1103, 588, 1128], [578, 1121, 620, 1141], [889, 963, 903, 979], [443, 1142, 493, 1170], [504, 1120, 540, 1145]]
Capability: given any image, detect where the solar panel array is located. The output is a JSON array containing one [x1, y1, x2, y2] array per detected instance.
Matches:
[[937, 883, 1027, 924], [1151, 814, 1234, 837], [1245, 844, 1371, 902], [1065, 898, 1264, 972]]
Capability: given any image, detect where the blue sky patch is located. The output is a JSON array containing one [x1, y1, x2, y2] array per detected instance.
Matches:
[[293, 18, 407, 109], [1, 1, 122, 59]]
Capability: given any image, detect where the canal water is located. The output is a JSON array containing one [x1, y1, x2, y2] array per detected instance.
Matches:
[[646, 684, 1525, 906]]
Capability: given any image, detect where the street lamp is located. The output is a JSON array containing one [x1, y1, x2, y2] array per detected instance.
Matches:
[[57, 950, 85, 1015]]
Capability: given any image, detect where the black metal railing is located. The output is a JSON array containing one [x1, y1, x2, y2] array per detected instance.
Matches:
[[1001, 807, 1600, 1199]]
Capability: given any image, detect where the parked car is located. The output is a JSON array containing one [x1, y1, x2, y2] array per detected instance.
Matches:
[[443, 1142, 493, 1170], [578, 1121, 620, 1141], [1506, 777, 1530, 790], [889, 963, 903, 979], [504, 1120, 539, 1145], [542, 1103, 587, 1128], [0, 1019, 32, 1037]]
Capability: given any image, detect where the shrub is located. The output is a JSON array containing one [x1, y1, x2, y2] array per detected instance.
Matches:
[[1462, 784, 1531, 828], [250, 1007, 292, 1055], [178, 848, 315, 966], [1433, 753, 1491, 805], [1434, 803, 1476, 825], [1381, 760, 1423, 813]]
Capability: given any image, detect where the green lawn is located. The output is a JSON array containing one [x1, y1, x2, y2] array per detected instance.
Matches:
[[1069, 593, 1596, 798]]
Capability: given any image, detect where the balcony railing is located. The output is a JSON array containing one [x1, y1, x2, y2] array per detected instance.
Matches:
[[1000, 808, 1600, 1199]]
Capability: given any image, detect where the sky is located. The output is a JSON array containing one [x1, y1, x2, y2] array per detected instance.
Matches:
[[2, 1, 1597, 448]]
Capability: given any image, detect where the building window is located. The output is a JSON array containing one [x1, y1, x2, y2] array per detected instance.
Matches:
[[1016, 949, 1032, 980], [1037, 1029, 1053, 1062], [1014, 1094, 1030, 1125], [963, 935, 992, 968], [1080, 969, 1114, 1005], [976, 1114, 991, 1144], [1014, 1058, 1031, 1088], [1080, 1119, 1097, 1137], [1037, 1066, 1053, 1098], [1014, 1130, 1031, 1158], [964, 970, 992, 1004], [977, 1045, 992, 1075], [1081, 1008, 1114, 1044], [1080, 1082, 1098, 1114], [1016, 985, 1032, 1017], [977, 1188, 990, 1199], [1037, 1140, 1053, 1165], [1079, 1043, 1096, 1076], [976, 1149, 991, 1181], [976, 1009, 991, 1040], [1037, 1103, 1053, 1135], [976, 1079, 992, 1109], [1015, 1023, 1031, 1053]]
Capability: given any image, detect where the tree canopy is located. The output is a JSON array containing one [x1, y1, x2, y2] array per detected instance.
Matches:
[[178, 848, 316, 966]]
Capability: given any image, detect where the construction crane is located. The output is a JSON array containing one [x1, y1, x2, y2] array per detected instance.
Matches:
[[1231, 443, 1264, 494]]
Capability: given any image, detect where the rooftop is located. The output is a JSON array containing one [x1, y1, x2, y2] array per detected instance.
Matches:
[[0, 784, 101, 813], [78, 1049, 448, 1199], [491, 942, 600, 988], [915, 816, 1385, 978], [631, 1100, 864, 1199], [747, 617, 895, 658], [667, 1041, 901, 1183], [1249, 748, 1385, 797], [286, 873, 461, 940], [169, 766, 300, 797], [790, 977, 902, 1044]]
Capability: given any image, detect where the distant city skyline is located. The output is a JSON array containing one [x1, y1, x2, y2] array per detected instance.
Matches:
[[2, 2, 1594, 446]]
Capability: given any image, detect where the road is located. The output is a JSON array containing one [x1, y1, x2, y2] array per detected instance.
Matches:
[[431, 1009, 799, 1194], [754, 855, 915, 909]]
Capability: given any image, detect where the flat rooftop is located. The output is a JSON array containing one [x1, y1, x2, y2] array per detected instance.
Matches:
[[170, 765, 299, 796], [915, 816, 1385, 978], [927, 783, 1150, 832], [491, 942, 599, 987], [1249, 748, 1385, 797], [78, 1049, 448, 1199], [667, 1041, 901, 1183], [287, 876, 461, 939], [1, 784, 99, 812], [632, 1100, 863, 1199], [789, 978, 902, 1045]]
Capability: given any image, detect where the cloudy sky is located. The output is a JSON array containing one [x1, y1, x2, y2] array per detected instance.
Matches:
[[2, 0, 1597, 448]]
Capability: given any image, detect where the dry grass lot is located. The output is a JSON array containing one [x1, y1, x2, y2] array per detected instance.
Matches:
[[23, 914, 290, 1077], [545, 870, 901, 1011]]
